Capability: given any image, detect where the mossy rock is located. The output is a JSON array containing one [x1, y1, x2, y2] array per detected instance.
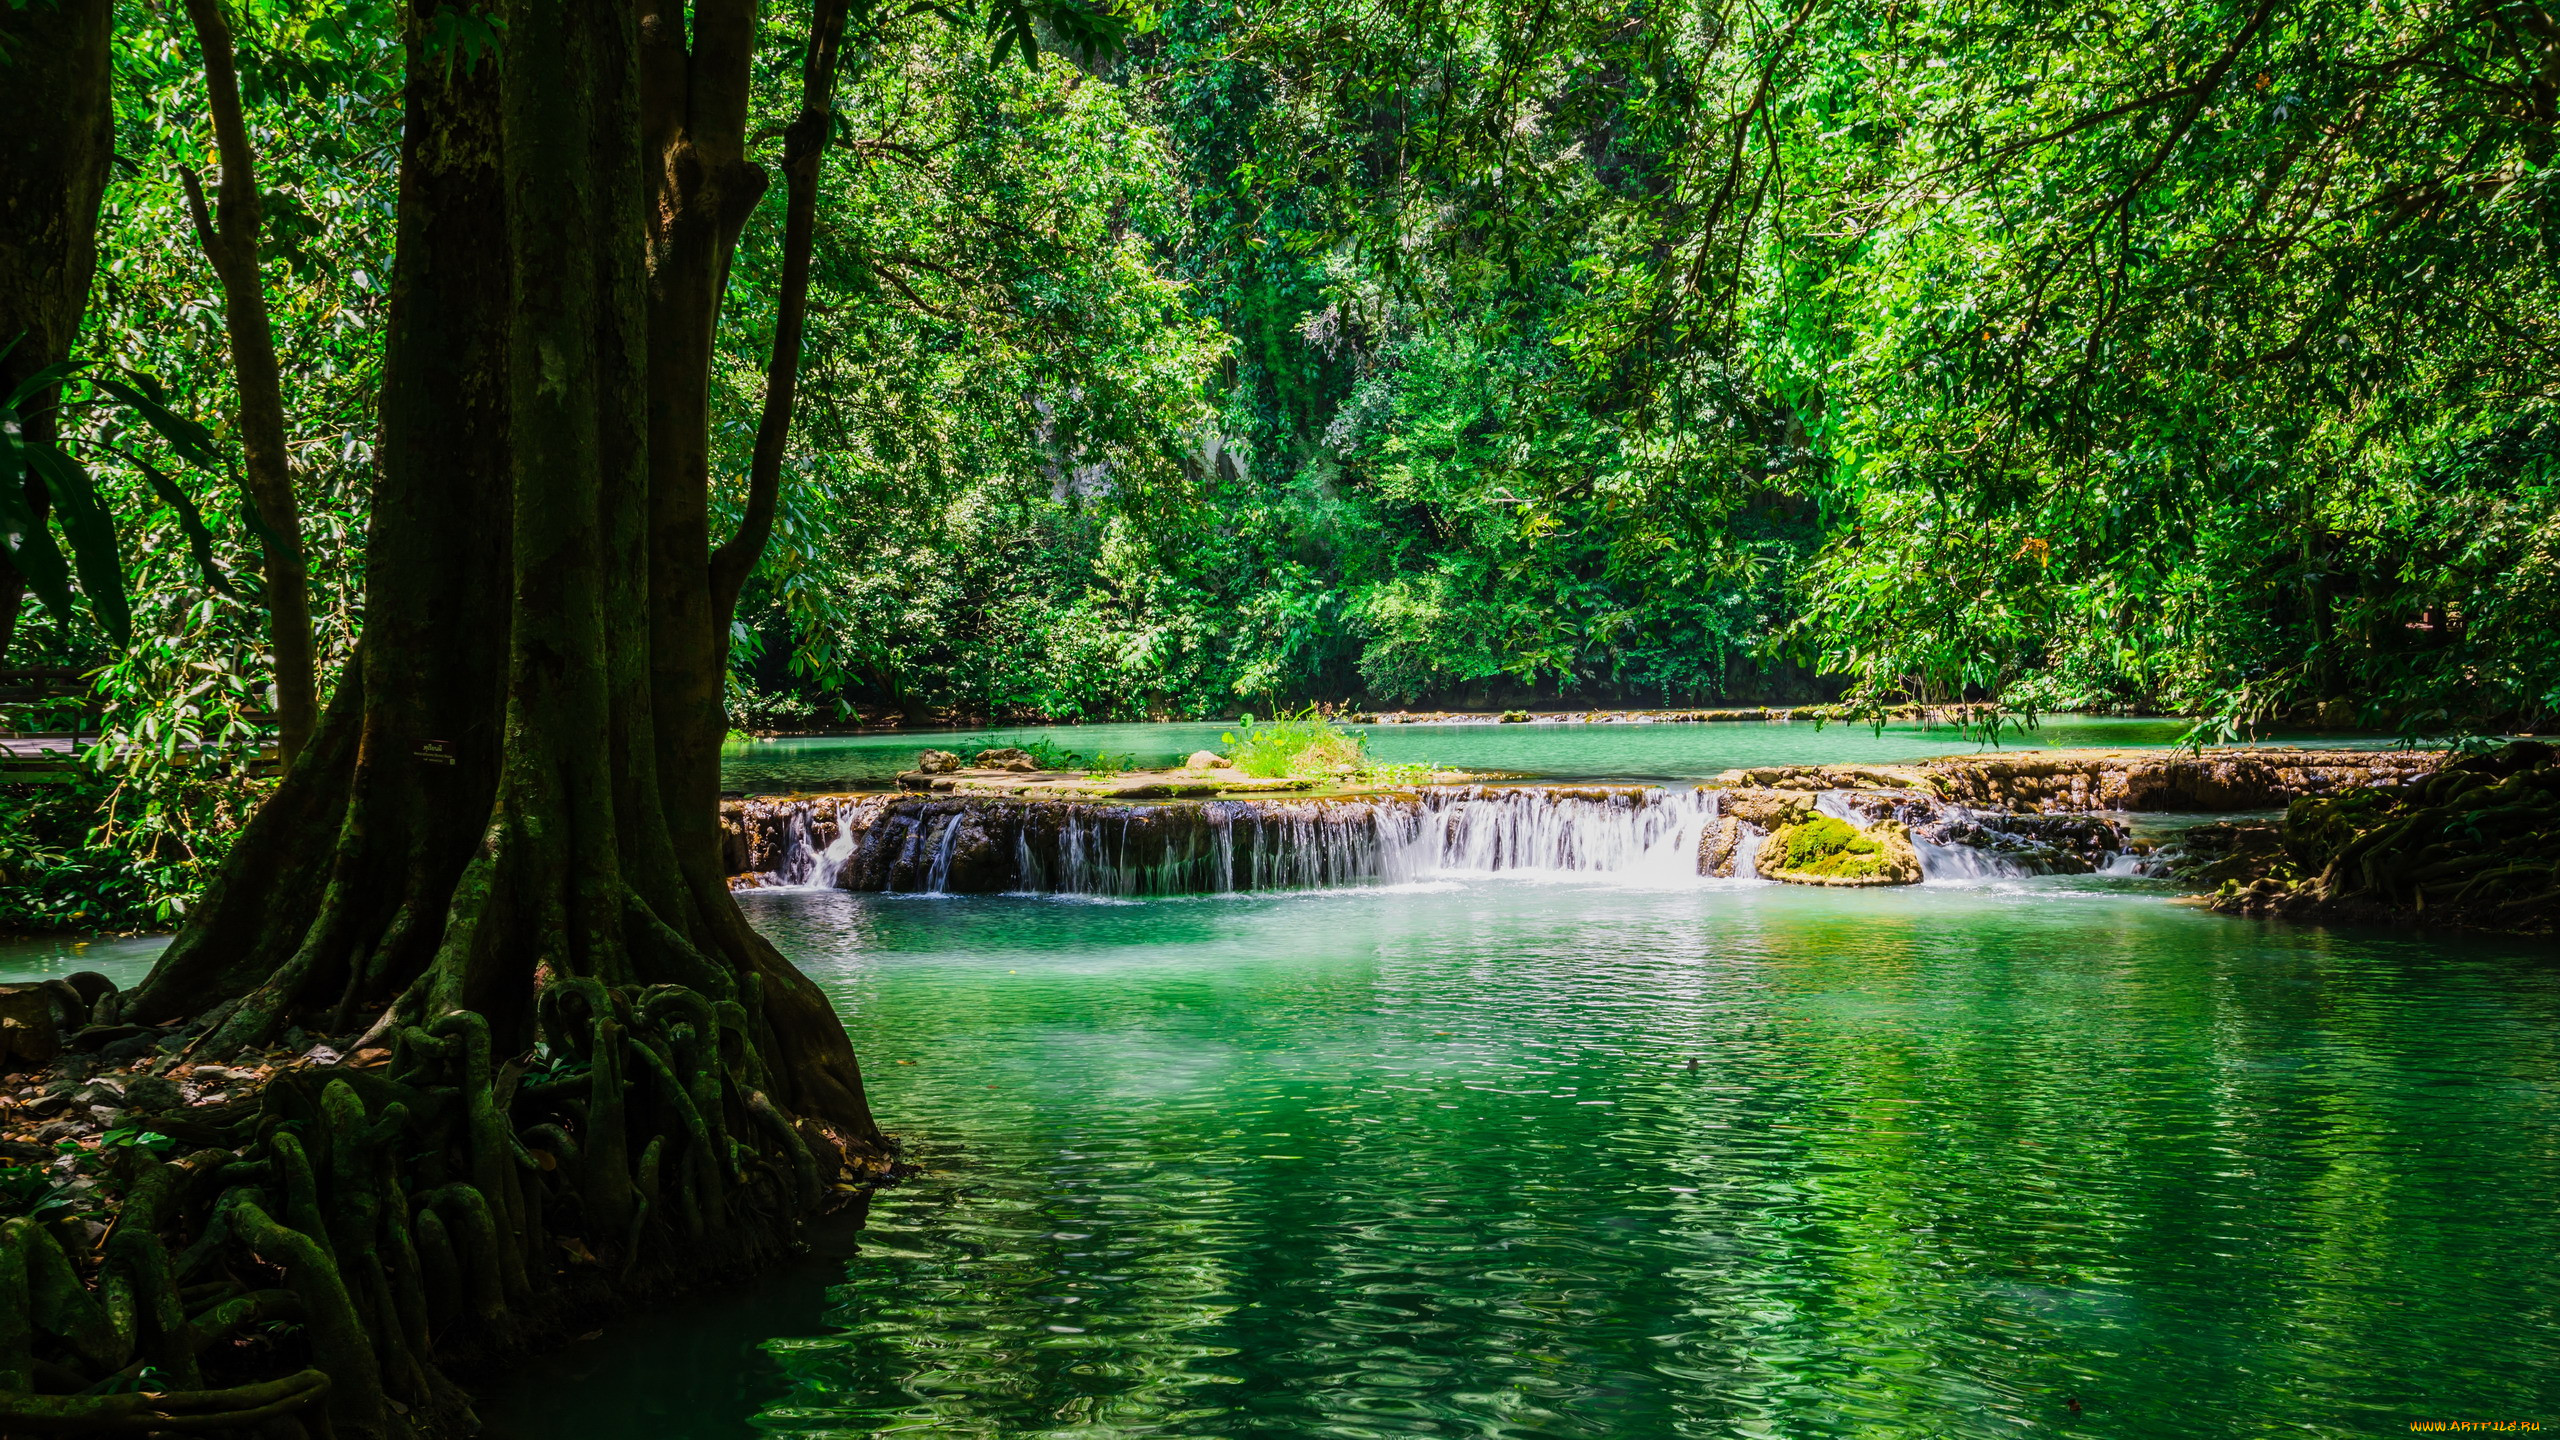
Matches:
[[1756, 815, 1922, 887]]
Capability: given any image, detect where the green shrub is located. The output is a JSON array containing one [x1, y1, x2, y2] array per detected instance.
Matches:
[[1221, 707, 1368, 779], [1014, 737, 1083, 770], [0, 766, 251, 934]]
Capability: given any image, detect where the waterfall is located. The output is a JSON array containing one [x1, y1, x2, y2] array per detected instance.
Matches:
[[1731, 822, 1770, 880], [1909, 833, 2038, 881], [1005, 785, 1723, 897], [731, 783, 2141, 897], [733, 796, 877, 890], [1390, 785, 1721, 883]]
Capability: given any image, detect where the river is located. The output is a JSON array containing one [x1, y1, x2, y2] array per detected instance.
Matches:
[[8, 721, 2553, 1436], [714, 714, 2390, 792]]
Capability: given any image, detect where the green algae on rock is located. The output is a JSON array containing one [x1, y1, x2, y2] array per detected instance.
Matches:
[[1754, 815, 1924, 887]]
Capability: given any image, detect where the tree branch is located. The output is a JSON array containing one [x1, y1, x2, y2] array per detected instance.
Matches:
[[708, 0, 852, 623]]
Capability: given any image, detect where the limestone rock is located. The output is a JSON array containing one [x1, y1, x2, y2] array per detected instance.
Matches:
[[0, 981, 85, 1074], [1184, 750, 1231, 770], [1921, 748, 2435, 812], [1697, 815, 1757, 878], [1714, 787, 1815, 830], [916, 749, 961, 774], [972, 747, 1040, 772]]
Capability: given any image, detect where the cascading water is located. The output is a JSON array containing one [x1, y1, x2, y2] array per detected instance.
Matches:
[[732, 796, 877, 890], [730, 784, 2148, 896], [1814, 787, 2135, 882], [1909, 831, 2038, 881], [1013, 786, 1728, 897], [1406, 786, 1721, 881]]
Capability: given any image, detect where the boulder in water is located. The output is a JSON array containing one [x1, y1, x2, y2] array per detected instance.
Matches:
[[1184, 750, 1232, 770], [917, 749, 961, 774], [1755, 815, 1922, 886], [973, 747, 1040, 772], [1697, 815, 1757, 877], [1715, 787, 1816, 829]]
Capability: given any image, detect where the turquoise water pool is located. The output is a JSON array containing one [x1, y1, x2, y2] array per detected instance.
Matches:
[[488, 874, 2560, 1438], [20, 724, 2543, 1440]]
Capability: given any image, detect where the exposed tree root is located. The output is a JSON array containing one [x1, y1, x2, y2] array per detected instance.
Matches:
[[2201, 740, 2559, 934], [1, 973, 893, 1439]]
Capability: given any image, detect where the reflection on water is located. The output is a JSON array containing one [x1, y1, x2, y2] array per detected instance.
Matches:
[[0, 932, 169, 986], [500, 877, 2560, 1438], [720, 716, 2396, 793]]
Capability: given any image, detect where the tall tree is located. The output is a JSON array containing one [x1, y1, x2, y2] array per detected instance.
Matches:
[[116, 0, 883, 1150], [0, 0, 113, 665], [176, 0, 322, 765]]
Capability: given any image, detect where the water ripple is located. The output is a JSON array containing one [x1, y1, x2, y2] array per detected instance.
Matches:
[[495, 878, 2560, 1439]]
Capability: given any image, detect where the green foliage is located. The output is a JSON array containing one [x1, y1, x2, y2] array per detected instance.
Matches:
[[1004, 737, 1081, 770], [1220, 707, 1365, 779], [1, 354, 233, 647], [97, 1127, 177, 1154], [0, 1163, 81, 1221], [17, 0, 2560, 931], [1758, 0, 2560, 734], [0, 780, 133, 933], [0, 764, 259, 934]]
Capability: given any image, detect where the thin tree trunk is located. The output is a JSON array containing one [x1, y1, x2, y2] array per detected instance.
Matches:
[[636, 0, 772, 906], [0, 0, 111, 668], [707, 0, 852, 630], [178, 0, 320, 766]]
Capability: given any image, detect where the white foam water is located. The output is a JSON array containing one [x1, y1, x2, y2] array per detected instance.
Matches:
[[1016, 786, 1727, 896], [739, 784, 2135, 896]]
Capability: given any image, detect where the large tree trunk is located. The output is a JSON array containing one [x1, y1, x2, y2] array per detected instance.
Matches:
[[120, 0, 884, 1153], [0, 0, 112, 664], [1, 4, 882, 1432]]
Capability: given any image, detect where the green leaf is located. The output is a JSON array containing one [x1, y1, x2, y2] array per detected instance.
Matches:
[[21, 443, 133, 646], [1, 356, 88, 414], [118, 447, 240, 599], [92, 373, 225, 472], [0, 421, 83, 633]]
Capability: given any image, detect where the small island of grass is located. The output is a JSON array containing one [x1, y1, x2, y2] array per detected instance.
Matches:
[[897, 712, 1466, 799]]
